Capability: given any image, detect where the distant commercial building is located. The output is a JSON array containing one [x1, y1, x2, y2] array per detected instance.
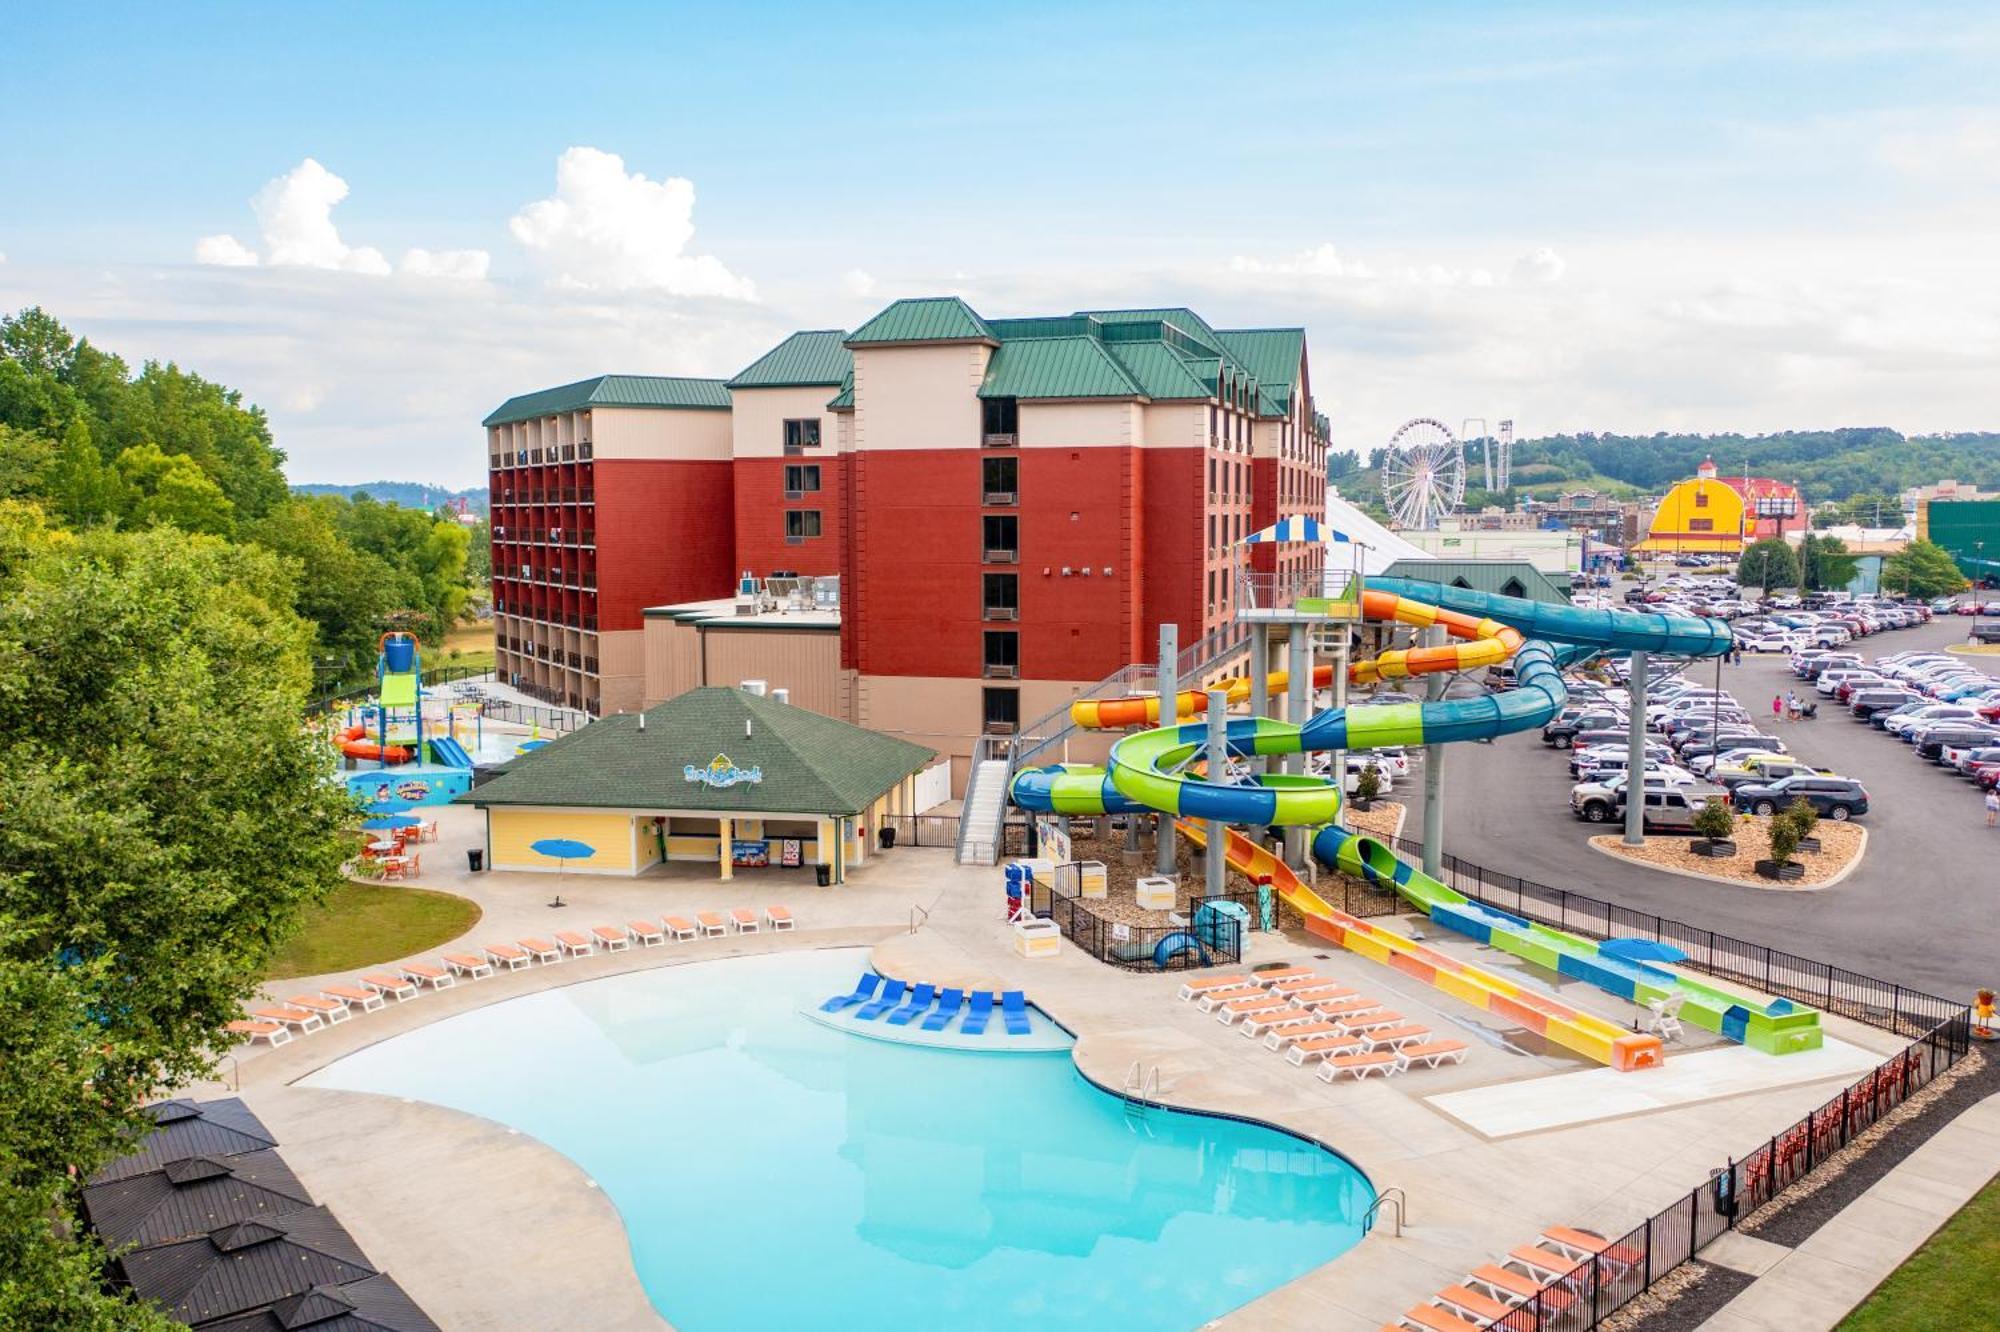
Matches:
[[1633, 456, 1805, 555], [1903, 480, 1994, 513], [1531, 489, 1645, 546], [1917, 498, 2000, 585], [1404, 526, 1584, 575], [486, 299, 1329, 786]]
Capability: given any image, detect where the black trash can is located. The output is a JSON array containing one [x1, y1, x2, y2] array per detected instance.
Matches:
[[815, 864, 832, 887], [879, 826, 897, 849], [467, 849, 484, 873]]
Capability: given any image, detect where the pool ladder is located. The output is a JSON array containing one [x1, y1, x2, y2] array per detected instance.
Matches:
[[1121, 1062, 1161, 1132], [1362, 1187, 1407, 1238]]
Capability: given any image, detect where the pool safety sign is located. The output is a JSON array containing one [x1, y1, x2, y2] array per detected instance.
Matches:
[[686, 753, 763, 788]]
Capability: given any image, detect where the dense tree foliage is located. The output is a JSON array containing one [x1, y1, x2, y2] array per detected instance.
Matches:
[[1739, 539, 1800, 593], [1798, 533, 1859, 592], [0, 506, 353, 1326], [0, 307, 473, 689], [1883, 540, 1971, 599]]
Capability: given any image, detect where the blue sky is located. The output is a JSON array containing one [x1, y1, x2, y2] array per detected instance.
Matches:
[[4, 2, 1998, 485]]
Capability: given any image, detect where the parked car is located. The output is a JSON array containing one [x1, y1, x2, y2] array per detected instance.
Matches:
[[1712, 754, 1837, 791], [1848, 688, 1922, 721], [1733, 775, 1870, 820], [1570, 775, 1723, 824], [1543, 710, 1627, 749], [1915, 725, 2000, 763]]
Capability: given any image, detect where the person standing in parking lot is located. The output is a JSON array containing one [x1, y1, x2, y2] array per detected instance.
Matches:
[[1773, 694, 1784, 724], [1986, 789, 1999, 828]]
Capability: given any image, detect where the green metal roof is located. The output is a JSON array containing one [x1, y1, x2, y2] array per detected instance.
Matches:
[[483, 375, 730, 427], [1076, 307, 1225, 356], [979, 336, 1142, 401], [825, 370, 853, 411], [846, 297, 996, 346], [1216, 329, 1305, 393], [1378, 559, 1573, 606], [727, 330, 853, 389], [460, 686, 935, 817], [1103, 341, 1211, 401]]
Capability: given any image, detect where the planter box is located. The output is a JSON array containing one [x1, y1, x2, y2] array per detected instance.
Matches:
[[1012, 918, 1061, 958], [1077, 860, 1108, 899], [1796, 837, 1822, 854], [1135, 876, 1178, 911], [1754, 859, 1806, 882], [1691, 840, 1738, 858]]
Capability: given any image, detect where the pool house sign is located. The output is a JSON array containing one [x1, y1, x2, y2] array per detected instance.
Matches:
[[686, 753, 763, 789]]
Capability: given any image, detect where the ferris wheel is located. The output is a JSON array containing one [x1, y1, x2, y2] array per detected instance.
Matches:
[[1381, 417, 1466, 529]]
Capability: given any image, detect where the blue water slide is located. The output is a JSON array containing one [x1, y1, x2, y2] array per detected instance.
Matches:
[[430, 736, 474, 769]]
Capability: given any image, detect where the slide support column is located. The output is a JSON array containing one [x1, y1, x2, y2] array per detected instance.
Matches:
[[1205, 687, 1228, 899], [1625, 651, 1649, 846], [1250, 625, 1271, 841], [1284, 622, 1309, 865], [1422, 625, 1446, 877], [1154, 622, 1179, 877]]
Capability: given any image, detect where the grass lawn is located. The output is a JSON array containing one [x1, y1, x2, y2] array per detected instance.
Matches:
[[1838, 1176, 2000, 1329], [436, 619, 495, 673], [266, 881, 483, 980]]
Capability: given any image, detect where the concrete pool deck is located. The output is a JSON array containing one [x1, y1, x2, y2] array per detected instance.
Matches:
[[197, 805, 1915, 1331]]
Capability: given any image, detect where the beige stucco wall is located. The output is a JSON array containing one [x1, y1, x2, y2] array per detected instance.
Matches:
[[1018, 400, 1141, 449], [699, 628, 844, 716], [853, 674, 1100, 794], [731, 385, 845, 459], [832, 409, 854, 450], [641, 616, 702, 706], [597, 628, 646, 714], [588, 406, 733, 461], [1140, 402, 1205, 449], [851, 344, 989, 451]]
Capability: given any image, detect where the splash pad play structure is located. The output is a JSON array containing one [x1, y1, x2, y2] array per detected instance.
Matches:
[[1012, 575, 1824, 1070], [337, 633, 478, 808]]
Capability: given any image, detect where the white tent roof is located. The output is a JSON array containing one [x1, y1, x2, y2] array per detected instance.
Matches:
[[1324, 487, 1432, 574]]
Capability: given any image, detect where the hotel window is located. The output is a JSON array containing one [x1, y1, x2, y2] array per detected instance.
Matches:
[[783, 464, 821, 496], [783, 418, 822, 453], [982, 572, 1019, 620], [784, 510, 823, 540], [982, 514, 1019, 561], [983, 630, 1020, 678], [982, 686, 1020, 734], [982, 456, 1018, 504], [982, 397, 1018, 444], [1208, 514, 1216, 552]]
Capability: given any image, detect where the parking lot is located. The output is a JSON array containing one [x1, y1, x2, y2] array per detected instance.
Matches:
[[1404, 600, 2000, 998]]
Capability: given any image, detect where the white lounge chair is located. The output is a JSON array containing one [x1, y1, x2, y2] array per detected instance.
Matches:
[[554, 931, 595, 958], [442, 952, 496, 980], [284, 994, 350, 1024], [518, 937, 562, 965], [322, 984, 385, 1013], [249, 1004, 323, 1034], [225, 1019, 292, 1046], [484, 943, 532, 971], [399, 962, 457, 990], [1644, 992, 1686, 1042], [695, 912, 728, 938], [728, 907, 759, 933], [766, 905, 795, 931], [663, 916, 698, 942], [590, 924, 632, 952], [1316, 1049, 1406, 1082], [360, 972, 421, 1002], [628, 920, 666, 948]]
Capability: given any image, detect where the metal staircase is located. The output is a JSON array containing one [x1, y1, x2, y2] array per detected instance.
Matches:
[[955, 741, 1012, 866]]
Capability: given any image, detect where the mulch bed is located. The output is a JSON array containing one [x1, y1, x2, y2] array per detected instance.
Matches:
[[1591, 815, 1864, 888], [1606, 1260, 1755, 1332]]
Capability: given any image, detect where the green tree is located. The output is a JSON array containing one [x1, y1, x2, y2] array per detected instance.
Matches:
[[0, 510, 353, 1313], [1883, 540, 1970, 600], [1738, 538, 1800, 593], [1799, 533, 1859, 592], [248, 497, 413, 686], [1693, 795, 1735, 849], [114, 442, 236, 536]]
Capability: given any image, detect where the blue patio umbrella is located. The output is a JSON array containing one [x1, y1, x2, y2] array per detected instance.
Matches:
[[1600, 937, 1689, 965], [361, 813, 423, 831], [530, 838, 597, 908]]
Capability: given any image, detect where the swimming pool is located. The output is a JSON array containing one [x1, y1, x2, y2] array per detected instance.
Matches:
[[304, 948, 1372, 1330]]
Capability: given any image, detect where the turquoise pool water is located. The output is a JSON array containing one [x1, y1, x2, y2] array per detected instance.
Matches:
[[304, 948, 1372, 1330]]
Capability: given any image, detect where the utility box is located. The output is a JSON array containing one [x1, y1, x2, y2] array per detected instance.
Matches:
[[1078, 860, 1108, 899], [1012, 918, 1061, 958], [1135, 876, 1178, 911]]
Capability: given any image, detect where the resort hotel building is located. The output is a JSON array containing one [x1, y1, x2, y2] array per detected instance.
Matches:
[[486, 299, 1329, 787]]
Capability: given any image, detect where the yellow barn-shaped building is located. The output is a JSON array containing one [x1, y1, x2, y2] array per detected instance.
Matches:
[[1633, 475, 1750, 555]]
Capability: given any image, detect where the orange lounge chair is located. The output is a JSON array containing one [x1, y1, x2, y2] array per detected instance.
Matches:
[[360, 972, 421, 1002], [1507, 1244, 1582, 1281], [766, 905, 795, 931], [284, 995, 350, 1024], [1390, 1303, 1484, 1332], [1432, 1284, 1514, 1325], [1177, 973, 1251, 1000], [1285, 1034, 1368, 1066], [1193, 984, 1265, 1012], [1265, 973, 1326, 994], [399, 962, 456, 990], [322, 983, 385, 1013], [1239, 1007, 1321, 1038], [518, 937, 562, 965], [1466, 1264, 1574, 1311], [1312, 996, 1385, 1019], [695, 912, 728, 938], [1317, 1049, 1406, 1082], [1542, 1226, 1644, 1268], [224, 1019, 292, 1047], [485, 943, 532, 971], [1336, 1010, 1406, 1035], [591, 924, 632, 952], [249, 1005, 323, 1034], [1213, 995, 1292, 1025], [1264, 1020, 1342, 1051], [1285, 984, 1357, 1008], [729, 907, 759, 933], [443, 952, 496, 980], [1359, 1024, 1432, 1052], [1402, 1040, 1469, 1069], [662, 916, 698, 942], [628, 920, 666, 948], [554, 931, 595, 957], [1250, 966, 1315, 986]]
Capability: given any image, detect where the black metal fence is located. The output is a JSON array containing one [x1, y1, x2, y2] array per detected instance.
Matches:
[[1024, 861, 1317, 971], [1314, 832, 1973, 1329], [309, 665, 497, 715], [474, 696, 591, 736]]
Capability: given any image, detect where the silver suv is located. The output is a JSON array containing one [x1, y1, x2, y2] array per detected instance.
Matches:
[[1571, 778, 1730, 827]]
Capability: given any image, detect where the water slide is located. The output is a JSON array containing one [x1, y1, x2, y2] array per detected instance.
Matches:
[[428, 736, 474, 769], [337, 723, 412, 763], [1010, 576, 1822, 1065]]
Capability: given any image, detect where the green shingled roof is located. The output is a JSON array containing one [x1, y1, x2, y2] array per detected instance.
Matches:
[[846, 297, 997, 346], [460, 687, 935, 816], [483, 375, 730, 427], [728, 330, 853, 389], [825, 371, 853, 411], [979, 336, 1141, 400]]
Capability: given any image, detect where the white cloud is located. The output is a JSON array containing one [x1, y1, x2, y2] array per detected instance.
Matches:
[[194, 233, 259, 267], [841, 268, 877, 297], [508, 147, 756, 298], [1512, 246, 1567, 283], [194, 158, 490, 280], [1229, 243, 1375, 280], [400, 247, 491, 281]]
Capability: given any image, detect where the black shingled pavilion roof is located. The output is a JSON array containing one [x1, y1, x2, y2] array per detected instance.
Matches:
[[120, 1206, 375, 1327], [84, 1148, 314, 1252], [92, 1098, 279, 1185]]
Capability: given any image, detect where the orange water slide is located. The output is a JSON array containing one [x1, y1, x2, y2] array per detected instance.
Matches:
[[337, 723, 413, 763], [1070, 588, 1524, 728]]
